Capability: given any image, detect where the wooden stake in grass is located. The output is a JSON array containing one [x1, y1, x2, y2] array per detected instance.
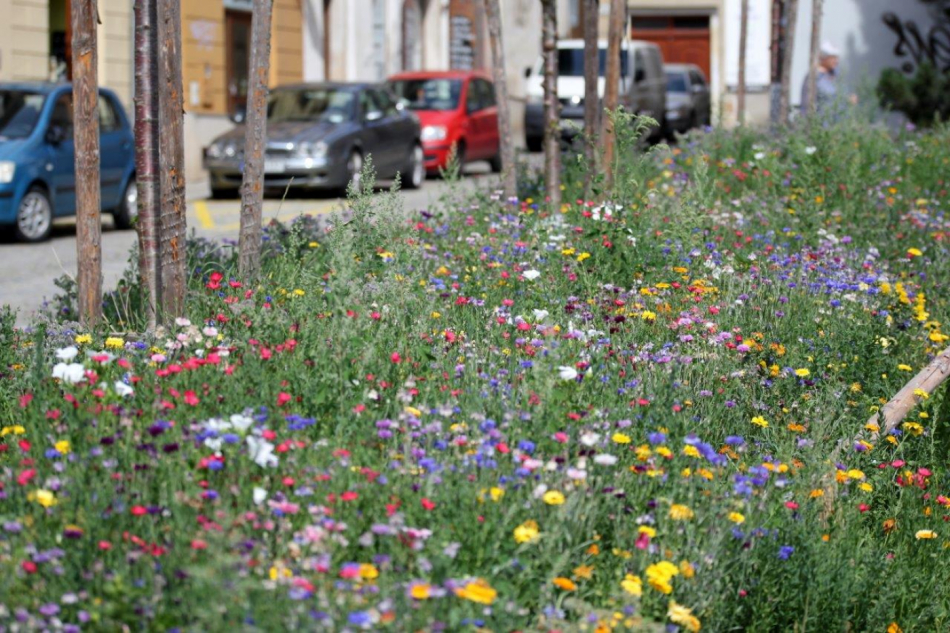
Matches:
[[238, 0, 274, 281], [867, 346, 950, 439], [71, 0, 102, 327], [157, 0, 186, 320]]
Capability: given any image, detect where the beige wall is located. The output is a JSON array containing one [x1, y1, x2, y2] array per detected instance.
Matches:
[[2, 0, 50, 81], [99, 0, 133, 109]]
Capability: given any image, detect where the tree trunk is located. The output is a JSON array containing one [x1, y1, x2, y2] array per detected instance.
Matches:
[[778, 0, 798, 124], [602, 0, 624, 188], [737, 0, 749, 125], [71, 0, 102, 327], [134, 0, 160, 329], [540, 0, 560, 211], [805, 0, 822, 115], [867, 346, 950, 439], [483, 0, 517, 200], [238, 0, 273, 281], [157, 0, 186, 319], [582, 0, 600, 195]]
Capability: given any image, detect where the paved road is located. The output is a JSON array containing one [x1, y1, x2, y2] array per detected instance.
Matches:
[[0, 165, 496, 325]]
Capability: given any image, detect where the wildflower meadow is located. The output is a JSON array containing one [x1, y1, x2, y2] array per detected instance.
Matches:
[[3, 117, 950, 631]]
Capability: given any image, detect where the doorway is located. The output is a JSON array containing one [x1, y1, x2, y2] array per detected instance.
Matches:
[[225, 10, 253, 117], [630, 15, 712, 82]]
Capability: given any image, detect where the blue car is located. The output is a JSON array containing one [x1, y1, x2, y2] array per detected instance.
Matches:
[[0, 83, 136, 242]]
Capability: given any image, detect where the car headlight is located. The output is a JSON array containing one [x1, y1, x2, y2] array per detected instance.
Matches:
[[297, 141, 328, 158], [0, 161, 15, 184], [421, 126, 447, 142], [206, 142, 224, 159]]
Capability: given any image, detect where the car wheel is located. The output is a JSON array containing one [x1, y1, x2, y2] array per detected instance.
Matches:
[[112, 178, 137, 230], [15, 187, 53, 243], [526, 136, 543, 153], [489, 151, 502, 173], [403, 144, 425, 190], [346, 150, 364, 192]]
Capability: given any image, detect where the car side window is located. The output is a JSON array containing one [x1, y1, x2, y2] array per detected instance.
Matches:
[[49, 93, 74, 137], [98, 95, 120, 132], [690, 70, 706, 87], [477, 79, 495, 108], [374, 89, 399, 116], [361, 90, 383, 120], [465, 81, 481, 113], [634, 50, 646, 81]]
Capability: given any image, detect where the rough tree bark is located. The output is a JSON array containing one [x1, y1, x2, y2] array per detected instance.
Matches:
[[805, 0, 823, 115], [483, 0, 517, 199], [71, 0, 102, 327], [778, 0, 799, 124], [602, 0, 624, 188], [134, 0, 160, 329], [582, 0, 600, 195], [540, 0, 560, 211], [238, 0, 273, 280], [737, 0, 749, 125], [157, 0, 186, 319]]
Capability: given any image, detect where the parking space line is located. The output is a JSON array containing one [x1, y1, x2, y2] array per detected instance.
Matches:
[[193, 201, 215, 229]]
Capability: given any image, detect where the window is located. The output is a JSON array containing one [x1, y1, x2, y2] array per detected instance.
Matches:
[[666, 72, 688, 92], [49, 93, 74, 136], [689, 69, 707, 87], [0, 90, 45, 139], [557, 48, 629, 78], [360, 90, 384, 120], [389, 78, 463, 111], [465, 81, 481, 112], [226, 10, 253, 116], [372, 89, 399, 116], [268, 88, 356, 124], [98, 95, 120, 132], [475, 79, 496, 108]]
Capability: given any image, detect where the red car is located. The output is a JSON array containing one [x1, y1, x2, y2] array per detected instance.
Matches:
[[387, 71, 501, 174]]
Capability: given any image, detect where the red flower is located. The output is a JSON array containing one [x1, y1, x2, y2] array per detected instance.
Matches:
[[390, 352, 402, 363], [131, 505, 148, 517], [184, 391, 200, 406], [421, 498, 436, 511], [340, 491, 359, 502], [276, 392, 292, 407], [22, 561, 37, 574], [190, 539, 208, 550]]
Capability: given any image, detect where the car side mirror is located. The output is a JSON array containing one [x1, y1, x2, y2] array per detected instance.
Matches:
[[46, 125, 66, 145], [364, 110, 384, 123], [230, 109, 246, 124], [524, 66, 532, 79], [396, 98, 409, 112], [634, 69, 646, 83]]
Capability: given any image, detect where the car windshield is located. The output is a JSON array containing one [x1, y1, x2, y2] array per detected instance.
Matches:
[[0, 90, 46, 139], [557, 49, 629, 77], [267, 88, 355, 124], [388, 79, 462, 111], [666, 73, 689, 92]]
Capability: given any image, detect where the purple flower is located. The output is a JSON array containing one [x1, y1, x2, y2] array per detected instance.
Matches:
[[778, 545, 795, 560]]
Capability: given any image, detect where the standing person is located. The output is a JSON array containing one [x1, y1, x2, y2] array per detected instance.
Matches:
[[800, 42, 856, 117]]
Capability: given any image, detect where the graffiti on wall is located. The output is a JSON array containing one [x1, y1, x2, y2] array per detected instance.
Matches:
[[882, 0, 950, 73]]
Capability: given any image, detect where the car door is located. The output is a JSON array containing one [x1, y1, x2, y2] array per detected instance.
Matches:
[[372, 88, 413, 177], [98, 92, 130, 210], [473, 79, 499, 160], [358, 89, 389, 174], [462, 79, 485, 159], [689, 69, 711, 122], [44, 92, 76, 216]]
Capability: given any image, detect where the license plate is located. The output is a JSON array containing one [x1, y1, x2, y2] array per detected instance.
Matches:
[[264, 159, 285, 174]]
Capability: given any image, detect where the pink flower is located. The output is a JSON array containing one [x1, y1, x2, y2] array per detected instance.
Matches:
[[276, 392, 292, 407], [421, 498, 436, 511], [184, 391, 200, 406], [391, 352, 402, 363]]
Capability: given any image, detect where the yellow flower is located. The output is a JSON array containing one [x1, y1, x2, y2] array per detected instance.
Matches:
[[358, 563, 379, 580], [638, 525, 657, 538], [543, 490, 566, 506], [74, 334, 92, 345], [902, 422, 924, 436], [794, 368, 810, 377], [292, 289, 305, 297], [0, 425, 26, 437], [846, 469, 865, 480], [553, 577, 577, 591], [751, 416, 769, 428], [679, 560, 696, 578], [577, 252, 591, 262], [612, 433, 632, 444], [888, 623, 903, 633], [907, 247, 923, 257], [914, 388, 929, 399], [641, 311, 657, 321], [728, 512, 745, 524], [646, 561, 679, 594], [621, 573, 643, 596], [573, 564, 594, 580], [489, 487, 505, 502], [410, 583, 432, 599], [54, 440, 71, 455], [668, 600, 702, 632], [669, 504, 694, 521], [34, 489, 57, 508], [916, 529, 937, 540], [513, 520, 540, 544], [455, 579, 497, 604], [898, 364, 913, 371], [104, 337, 125, 350]]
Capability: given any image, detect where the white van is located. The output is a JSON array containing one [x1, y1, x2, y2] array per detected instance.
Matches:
[[523, 39, 666, 150]]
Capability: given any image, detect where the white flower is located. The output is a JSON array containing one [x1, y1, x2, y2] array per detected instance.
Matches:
[[523, 269, 541, 281], [52, 362, 85, 384], [230, 413, 254, 433], [204, 437, 223, 451], [55, 346, 79, 361], [580, 432, 601, 447], [754, 152, 766, 160], [593, 454, 618, 466], [532, 309, 550, 322], [253, 487, 268, 505], [114, 381, 134, 397], [247, 435, 278, 468], [805, 146, 817, 155], [567, 467, 587, 480], [175, 317, 192, 327], [523, 458, 543, 471], [558, 366, 579, 381], [202, 326, 218, 337]]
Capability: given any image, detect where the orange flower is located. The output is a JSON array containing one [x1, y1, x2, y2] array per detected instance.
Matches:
[[553, 577, 577, 591]]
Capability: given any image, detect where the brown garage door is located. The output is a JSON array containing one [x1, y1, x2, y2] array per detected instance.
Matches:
[[630, 15, 711, 81]]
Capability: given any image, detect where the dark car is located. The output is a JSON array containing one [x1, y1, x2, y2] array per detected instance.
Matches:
[[664, 64, 711, 134], [0, 83, 136, 242], [204, 83, 424, 197]]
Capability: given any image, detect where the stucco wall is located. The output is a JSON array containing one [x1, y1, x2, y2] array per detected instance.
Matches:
[[4, 0, 50, 81]]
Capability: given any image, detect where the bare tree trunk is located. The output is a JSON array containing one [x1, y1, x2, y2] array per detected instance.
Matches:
[[737, 0, 749, 125], [134, 0, 160, 329], [483, 0, 517, 199], [238, 0, 273, 280], [540, 0, 560, 210], [602, 0, 624, 188], [157, 0, 186, 319], [805, 0, 822, 115], [71, 0, 102, 327], [582, 0, 600, 195], [866, 346, 950, 439], [778, 0, 798, 124]]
